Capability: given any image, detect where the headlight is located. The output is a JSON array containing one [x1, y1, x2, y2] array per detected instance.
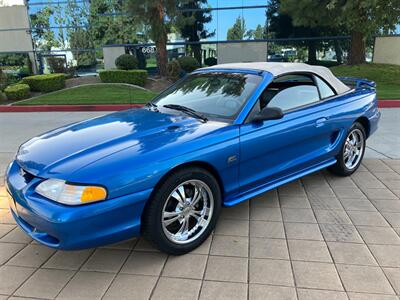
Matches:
[[35, 179, 107, 205]]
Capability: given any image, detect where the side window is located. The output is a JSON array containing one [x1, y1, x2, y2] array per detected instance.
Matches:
[[261, 74, 320, 111], [315, 76, 336, 99]]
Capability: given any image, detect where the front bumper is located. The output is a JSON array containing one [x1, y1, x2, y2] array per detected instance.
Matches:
[[5, 160, 152, 250]]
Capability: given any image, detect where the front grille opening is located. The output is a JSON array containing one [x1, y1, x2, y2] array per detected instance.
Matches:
[[20, 167, 35, 183]]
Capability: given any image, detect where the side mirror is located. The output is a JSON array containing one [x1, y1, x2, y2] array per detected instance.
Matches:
[[252, 106, 284, 122]]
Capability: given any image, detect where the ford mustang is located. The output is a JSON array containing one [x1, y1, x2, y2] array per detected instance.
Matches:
[[5, 62, 380, 254]]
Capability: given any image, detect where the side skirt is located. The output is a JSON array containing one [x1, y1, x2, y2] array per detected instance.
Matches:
[[223, 158, 337, 207]]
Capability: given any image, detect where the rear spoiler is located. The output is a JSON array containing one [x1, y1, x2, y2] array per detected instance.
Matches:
[[338, 77, 376, 90]]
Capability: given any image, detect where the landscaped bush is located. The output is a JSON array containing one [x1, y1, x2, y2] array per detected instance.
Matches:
[[0, 91, 6, 102], [204, 57, 217, 66], [4, 84, 30, 100], [0, 69, 7, 91], [47, 57, 66, 73], [22, 73, 65, 93], [99, 70, 148, 86], [177, 56, 200, 72], [167, 60, 182, 81], [115, 54, 138, 70]]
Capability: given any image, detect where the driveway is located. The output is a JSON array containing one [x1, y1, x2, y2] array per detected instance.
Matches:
[[0, 109, 400, 299]]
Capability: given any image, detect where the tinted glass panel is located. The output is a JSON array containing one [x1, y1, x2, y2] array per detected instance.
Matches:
[[264, 74, 320, 111], [153, 73, 262, 119], [315, 76, 336, 99]]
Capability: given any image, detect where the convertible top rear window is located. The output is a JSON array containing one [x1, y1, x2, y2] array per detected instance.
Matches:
[[153, 72, 262, 119]]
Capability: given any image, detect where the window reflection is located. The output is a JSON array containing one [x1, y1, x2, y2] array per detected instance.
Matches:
[[154, 73, 262, 119]]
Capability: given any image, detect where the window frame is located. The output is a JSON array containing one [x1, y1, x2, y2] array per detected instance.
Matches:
[[244, 71, 340, 123], [313, 74, 337, 100]]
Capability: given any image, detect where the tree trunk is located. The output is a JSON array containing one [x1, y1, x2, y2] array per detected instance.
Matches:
[[192, 44, 202, 65], [307, 41, 317, 64], [154, 3, 168, 77], [349, 30, 365, 65], [334, 40, 343, 64], [156, 36, 168, 77]]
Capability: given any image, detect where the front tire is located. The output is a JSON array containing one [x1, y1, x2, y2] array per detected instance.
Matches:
[[142, 167, 221, 255], [329, 122, 366, 176]]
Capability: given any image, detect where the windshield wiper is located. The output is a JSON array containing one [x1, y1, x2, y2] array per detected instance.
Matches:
[[163, 104, 208, 122], [145, 102, 158, 111]]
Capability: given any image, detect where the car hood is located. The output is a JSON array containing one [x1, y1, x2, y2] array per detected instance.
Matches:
[[16, 108, 227, 178]]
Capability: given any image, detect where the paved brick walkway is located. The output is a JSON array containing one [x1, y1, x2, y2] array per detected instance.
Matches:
[[1, 159, 400, 300]]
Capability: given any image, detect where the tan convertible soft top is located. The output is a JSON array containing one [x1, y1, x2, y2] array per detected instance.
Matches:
[[201, 62, 350, 95]]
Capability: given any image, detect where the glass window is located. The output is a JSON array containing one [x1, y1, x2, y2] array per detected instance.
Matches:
[[153, 72, 262, 119], [315, 76, 336, 99], [262, 74, 320, 111]]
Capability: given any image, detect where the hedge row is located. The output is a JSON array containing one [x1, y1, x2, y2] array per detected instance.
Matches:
[[99, 70, 148, 87], [22, 73, 65, 92], [4, 84, 30, 100]]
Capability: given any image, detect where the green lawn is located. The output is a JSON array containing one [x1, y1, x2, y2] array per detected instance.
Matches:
[[15, 84, 158, 106], [330, 63, 400, 99]]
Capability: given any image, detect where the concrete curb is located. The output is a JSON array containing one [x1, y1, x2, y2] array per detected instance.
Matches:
[[0, 100, 399, 112]]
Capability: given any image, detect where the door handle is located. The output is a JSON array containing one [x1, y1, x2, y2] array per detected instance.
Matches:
[[316, 117, 328, 127]]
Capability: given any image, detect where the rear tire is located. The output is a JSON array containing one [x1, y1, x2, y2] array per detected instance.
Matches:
[[329, 122, 366, 176], [142, 167, 221, 255]]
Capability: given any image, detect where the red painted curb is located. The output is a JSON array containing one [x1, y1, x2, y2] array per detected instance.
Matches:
[[0, 101, 399, 112], [378, 100, 400, 108], [0, 104, 144, 112]]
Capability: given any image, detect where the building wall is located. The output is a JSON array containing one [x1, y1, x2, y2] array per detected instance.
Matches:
[[373, 36, 400, 65], [103, 46, 125, 69], [0, 5, 33, 53], [217, 42, 267, 64]]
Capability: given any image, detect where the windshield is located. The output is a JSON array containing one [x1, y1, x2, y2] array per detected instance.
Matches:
[[152, 72, 262, 120]]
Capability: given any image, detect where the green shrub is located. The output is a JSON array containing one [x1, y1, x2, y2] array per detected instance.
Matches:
[[47, 57, 66, 73], [177, 56, 200, 72], [0, 69, 7, 91], [204, 57, 217, 66], [115, 54, 138, 70], [22, 73, 65, 92], [167, 60, 182, 81], [0, 91, 7, 102], [4, 84, 30, 100], [99, 70, 148, 86]]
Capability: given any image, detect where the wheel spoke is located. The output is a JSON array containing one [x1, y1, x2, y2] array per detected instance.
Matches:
[[176, 218, 189, 240], [171, 186, 185, 204], [163, 214, 181, 226], [163, 211, 180, 218], [191, 186, 202, 207]]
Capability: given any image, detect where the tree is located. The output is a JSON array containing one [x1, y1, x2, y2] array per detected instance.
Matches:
[[88, 0, 146, 49], [267, 0, 320, 63], [30, 6, 58, 51], [246, 24, 266, 40], [65, 0, 96, 67], [268, 0, 346, 64], [127, 1, 178, 76], [175, 0, 214, 64], [280, 0, 400, 65], [227, 16, 247, 40]]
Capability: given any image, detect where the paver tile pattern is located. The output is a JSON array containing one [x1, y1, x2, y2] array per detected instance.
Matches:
[[1, 159, 400, 299]]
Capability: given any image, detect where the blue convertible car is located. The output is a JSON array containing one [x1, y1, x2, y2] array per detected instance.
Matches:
[[6, 62, 380, 254]]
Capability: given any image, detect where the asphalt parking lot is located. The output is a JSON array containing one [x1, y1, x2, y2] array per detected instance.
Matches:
[[0, 109, 400, 300]]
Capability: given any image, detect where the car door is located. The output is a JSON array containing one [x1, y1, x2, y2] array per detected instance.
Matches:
[[238, 73, 338, 194]]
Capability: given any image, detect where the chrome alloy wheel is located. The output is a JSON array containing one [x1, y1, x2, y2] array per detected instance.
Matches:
[[161, 180, 214, 244], [343, 128, 364, 170]]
